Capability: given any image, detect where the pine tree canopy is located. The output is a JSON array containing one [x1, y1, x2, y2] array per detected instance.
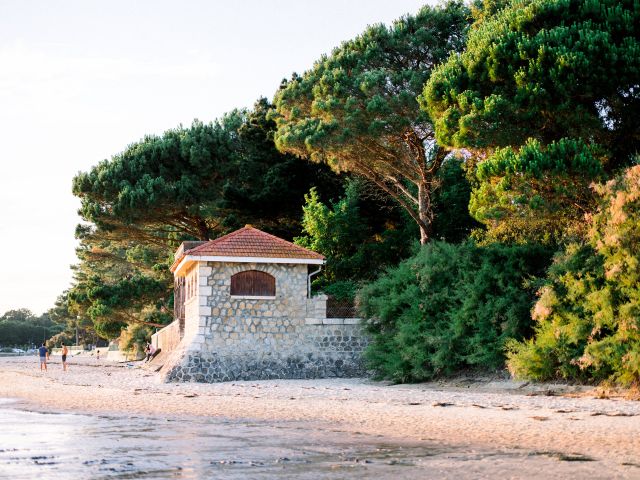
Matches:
[[422, 0, 640, 167], [272, 1, 470, 243]]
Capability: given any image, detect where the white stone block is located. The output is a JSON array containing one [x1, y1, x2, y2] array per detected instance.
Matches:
[[322, 318, 345, 325], [199, 276, 209, 286], [190, 335, 204, 345], [305, 318, 323, 325], [199, 296, 208, 306], [199, 286, 212, 296], [199, 306, 211, 316], [343, 318, 362, 325], [199, 266, 212, 276]]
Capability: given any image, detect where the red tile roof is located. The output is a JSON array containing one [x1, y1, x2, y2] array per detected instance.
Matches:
[[171, 225, 324, 271]]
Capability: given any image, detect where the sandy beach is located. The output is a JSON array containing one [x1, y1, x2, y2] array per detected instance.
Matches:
[[1, 355, 639, 478]]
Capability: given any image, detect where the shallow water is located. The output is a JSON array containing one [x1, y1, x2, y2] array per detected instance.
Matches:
[[0, 398, 446, 479], [0, 398, 623, 479]]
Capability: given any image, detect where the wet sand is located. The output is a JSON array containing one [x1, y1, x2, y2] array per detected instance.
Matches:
[[2, 356, 639, 478]]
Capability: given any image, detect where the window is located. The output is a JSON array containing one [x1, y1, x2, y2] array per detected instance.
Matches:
[[185, 267, 197, 300], [230, 270, 275, 297]]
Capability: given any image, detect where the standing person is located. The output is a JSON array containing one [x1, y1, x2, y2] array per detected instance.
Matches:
[[38, 343, 48, 371], [61, 343, 68, 371], [96, 349, 100, 361]]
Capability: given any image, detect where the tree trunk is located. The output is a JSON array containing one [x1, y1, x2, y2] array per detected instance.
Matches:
[[417, 182, 433, 245], [195, 217, 210, 240]]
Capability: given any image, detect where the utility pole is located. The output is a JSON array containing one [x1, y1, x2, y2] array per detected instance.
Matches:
[[76, 316, 80, 347]]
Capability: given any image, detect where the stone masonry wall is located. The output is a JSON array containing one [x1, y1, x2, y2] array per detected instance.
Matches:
[[161, 261, 368, 382]]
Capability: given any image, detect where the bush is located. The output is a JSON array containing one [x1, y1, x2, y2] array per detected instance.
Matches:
[[359, 241, 551, 382], [119, 324, 153, 359], [508, 166, 640, 386], [322, 281, 359, 301]]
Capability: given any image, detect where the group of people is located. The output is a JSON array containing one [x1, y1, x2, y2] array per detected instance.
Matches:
[[37, 343, 101, 371], [36, 341, 154, 371], [37, 343, 68, 371]]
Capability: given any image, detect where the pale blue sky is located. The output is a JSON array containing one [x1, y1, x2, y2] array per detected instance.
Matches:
[[0, 0, 432, 315]]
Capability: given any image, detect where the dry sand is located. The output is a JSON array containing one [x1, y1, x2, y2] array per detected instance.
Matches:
[[1, 355, 639, 477]]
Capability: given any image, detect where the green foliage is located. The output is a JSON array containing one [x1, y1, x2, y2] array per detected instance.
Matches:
[[469, 138, 605, 244], [73, 119, 231, 242], [70, 273, 171, 339], [46, 291, 95, 346], [67, 236, 173, 339], [120, 324, 153, 358], [218, 98, 344, 237], [296, 159, 478, 296], [469, 0, 512, 25], [322, 281, 360, 301], [422, 0, 640, 168], [506, 244, 606, 381], [73, 98, 342, 244], [423, 0, 639, 248], [0, 310, 63, 347], [431, 158, 481, 242], [508, 166, 640, 385], [273, 2, 471, 242], [295, 180, 417, 293], [360, 241, 551, 382]]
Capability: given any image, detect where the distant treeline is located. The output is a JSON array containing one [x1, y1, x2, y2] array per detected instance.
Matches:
[[0, 309, 63, 347]]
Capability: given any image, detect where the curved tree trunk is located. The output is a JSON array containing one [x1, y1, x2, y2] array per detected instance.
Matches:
[[417, 182, 433, 245]]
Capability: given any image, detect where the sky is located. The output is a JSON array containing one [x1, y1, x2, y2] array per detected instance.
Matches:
[[0, 0, 432, 316]]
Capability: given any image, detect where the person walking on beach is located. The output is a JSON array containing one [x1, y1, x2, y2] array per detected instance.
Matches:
[[38, 343, 48, 371], [61, 343, 68, 371]]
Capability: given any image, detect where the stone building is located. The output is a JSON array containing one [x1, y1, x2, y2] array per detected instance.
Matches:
[[157, 225, 367, 382]]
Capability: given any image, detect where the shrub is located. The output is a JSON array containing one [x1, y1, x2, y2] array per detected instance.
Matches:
[[508, 166, 640, 386], [119, 324, 153, 359], [359, 241, 551, 382], [323, 281, 359, 301]]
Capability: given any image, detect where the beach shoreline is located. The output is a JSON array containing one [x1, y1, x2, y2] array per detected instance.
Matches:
[[3, 355, 639, 476]]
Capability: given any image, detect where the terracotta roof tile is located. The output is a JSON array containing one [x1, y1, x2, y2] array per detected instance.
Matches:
[[171, 226, 324, 271]]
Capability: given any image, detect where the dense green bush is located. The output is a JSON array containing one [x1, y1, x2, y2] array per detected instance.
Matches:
[[508, 166, 640, 386], [359, 241, 551, 382]]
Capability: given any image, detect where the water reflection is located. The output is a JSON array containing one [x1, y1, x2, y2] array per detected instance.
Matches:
[[0, 399, 441, 479], [0, 398, 613, 479]]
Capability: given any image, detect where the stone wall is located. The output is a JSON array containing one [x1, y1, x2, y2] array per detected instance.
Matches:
[[161, 261, 368, 382]]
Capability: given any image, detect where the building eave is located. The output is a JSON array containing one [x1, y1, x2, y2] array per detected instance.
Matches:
[[172, 255, 324, 276]]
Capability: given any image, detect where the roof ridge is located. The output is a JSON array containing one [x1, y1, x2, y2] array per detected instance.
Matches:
[[187, 226, 251, 254], [250, 227, 322, 257]]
